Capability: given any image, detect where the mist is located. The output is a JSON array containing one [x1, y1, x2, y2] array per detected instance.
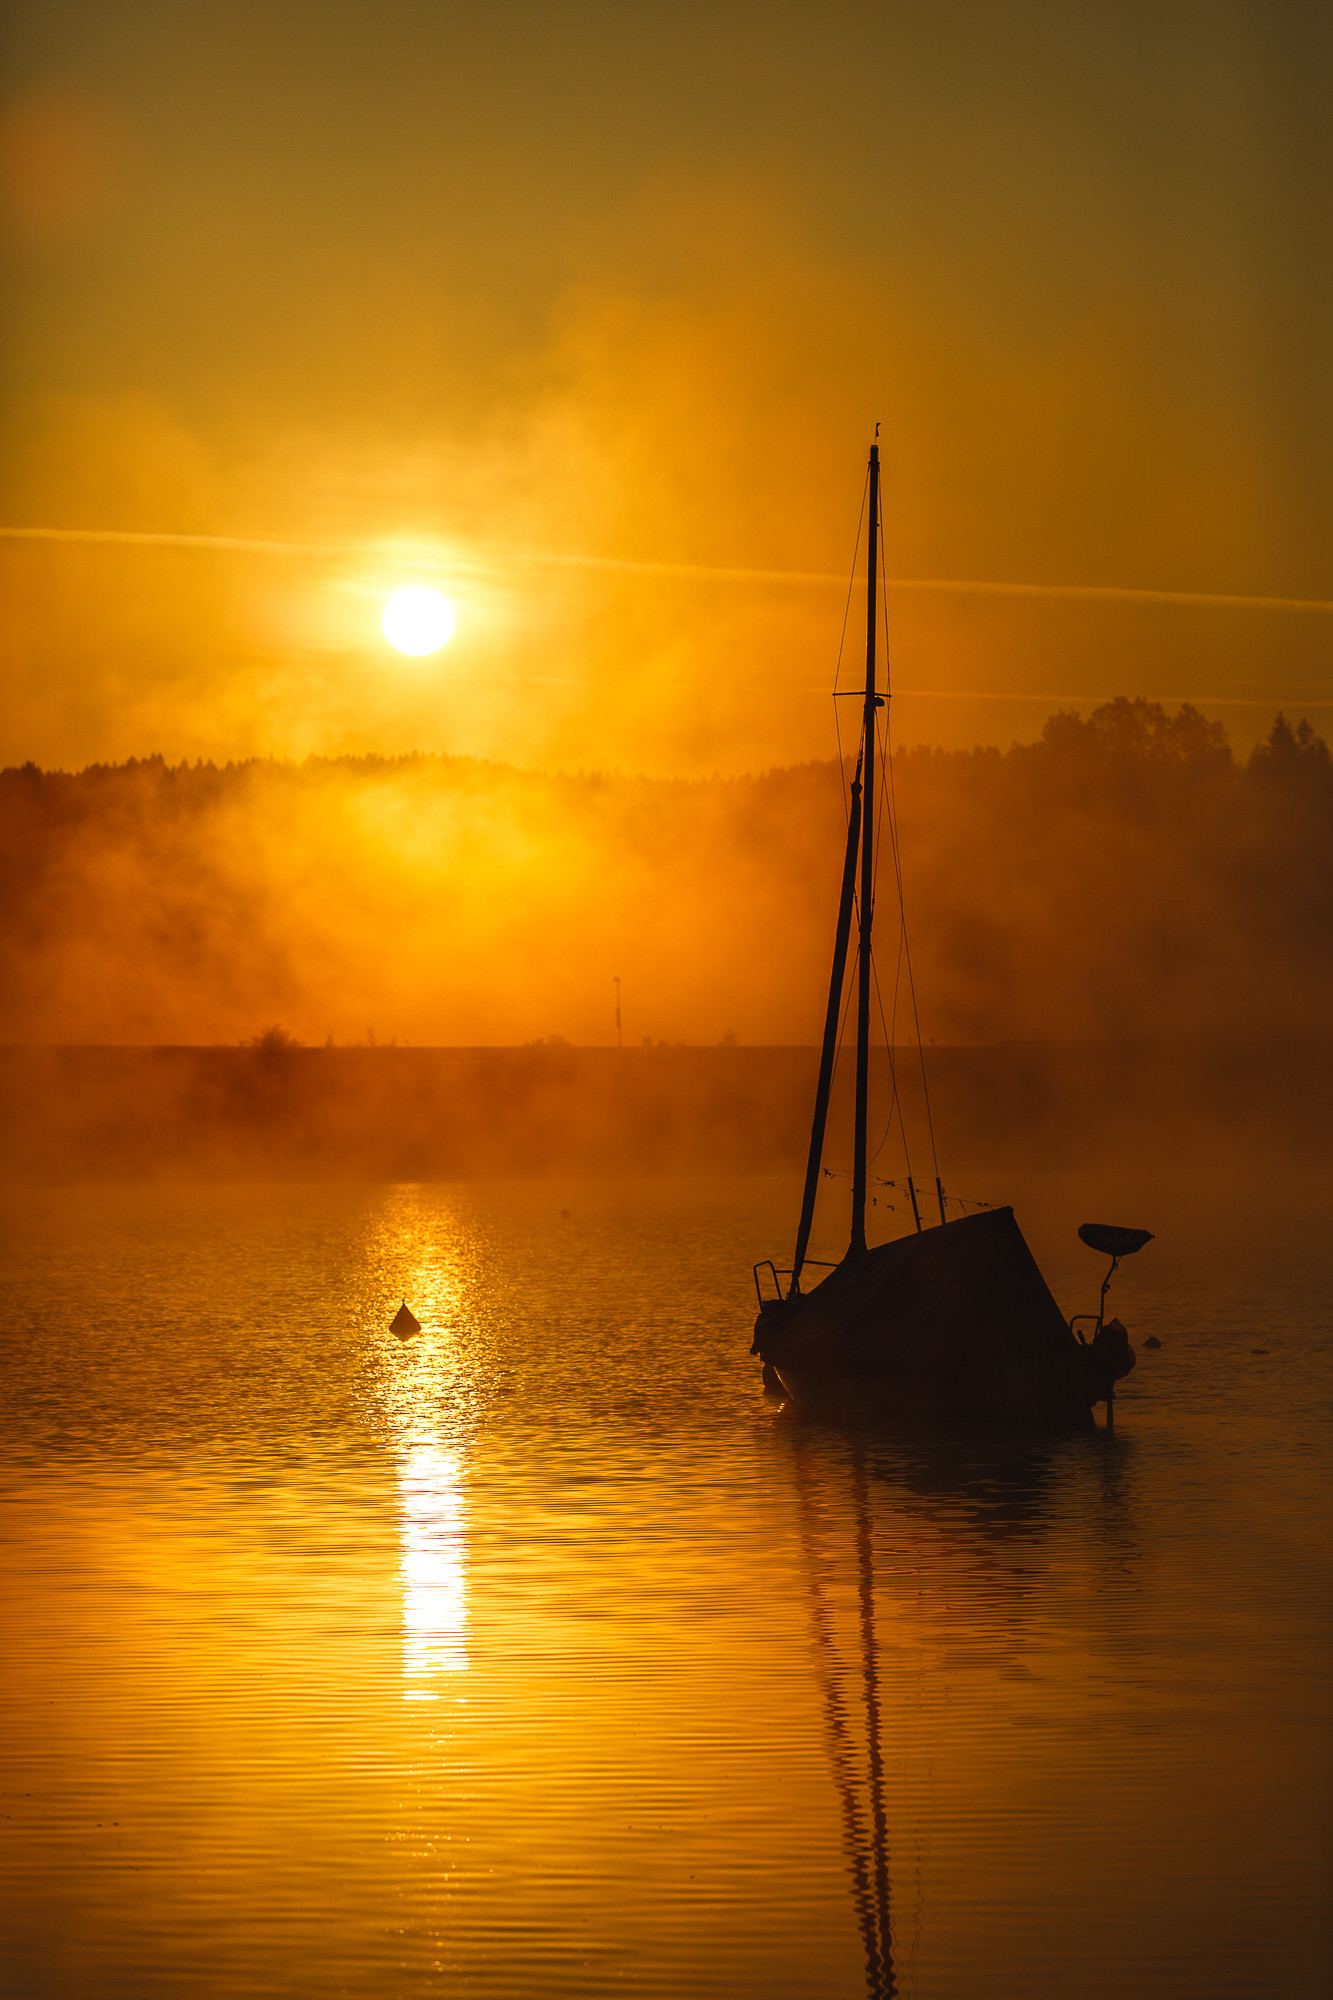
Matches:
[[3, 700, 1329, 1055]]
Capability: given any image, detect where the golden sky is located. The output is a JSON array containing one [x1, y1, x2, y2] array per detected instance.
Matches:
[[1, 0, 1329, 774]]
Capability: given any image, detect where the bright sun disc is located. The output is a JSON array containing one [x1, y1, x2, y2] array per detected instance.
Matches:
[[383, 587, 455, 656]]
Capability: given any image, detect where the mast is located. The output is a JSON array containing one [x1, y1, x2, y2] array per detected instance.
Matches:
[[850, 440, 879, 1256], [791, 756, 863, 1291]]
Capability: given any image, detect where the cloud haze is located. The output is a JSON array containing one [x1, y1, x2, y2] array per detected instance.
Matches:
[[0, 4, 1327, 775]]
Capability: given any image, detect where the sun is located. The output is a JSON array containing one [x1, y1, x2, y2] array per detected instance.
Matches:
[[382, 586, 455, 656]]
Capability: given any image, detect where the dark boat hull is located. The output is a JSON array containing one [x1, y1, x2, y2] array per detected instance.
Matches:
[[753, 1207, 1132, 1424]]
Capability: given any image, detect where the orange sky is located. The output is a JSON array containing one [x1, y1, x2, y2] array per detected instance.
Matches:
[[1, 0, 1329, 775]]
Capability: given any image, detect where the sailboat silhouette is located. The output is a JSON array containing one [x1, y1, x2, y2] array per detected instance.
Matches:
[[752, 440, 1141, 1424]]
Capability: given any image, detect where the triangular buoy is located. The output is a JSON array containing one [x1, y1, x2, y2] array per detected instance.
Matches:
[[390, 1301, 421, 1337]]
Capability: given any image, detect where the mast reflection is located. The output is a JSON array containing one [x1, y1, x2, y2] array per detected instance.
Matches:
[[794, 1437, 896, 1999], [397, 1432, 468, 1695]]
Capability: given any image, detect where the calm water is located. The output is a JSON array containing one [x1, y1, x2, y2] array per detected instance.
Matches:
[[2, 1171, 1330, 1999]]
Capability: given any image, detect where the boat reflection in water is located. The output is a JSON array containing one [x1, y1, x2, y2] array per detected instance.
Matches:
[[397, 1431, 469, 1696], [789, 1415, 1139, 2000], [794, 1434, 897, 1999]]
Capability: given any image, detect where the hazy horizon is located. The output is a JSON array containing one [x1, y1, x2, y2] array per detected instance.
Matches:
[[4, 697, 1328, 1051], [3, 2, 1329, 777]]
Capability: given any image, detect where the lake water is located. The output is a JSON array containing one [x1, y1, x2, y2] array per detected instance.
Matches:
[[2, 1171, 1330, 1999]]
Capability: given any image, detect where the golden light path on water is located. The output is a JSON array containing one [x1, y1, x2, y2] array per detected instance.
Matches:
[[376, 1198, 473, 1699], [397, 1431, 469, 1694], [0, 1175, 1330, 1999]]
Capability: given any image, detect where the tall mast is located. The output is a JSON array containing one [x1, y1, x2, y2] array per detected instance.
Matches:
[[850, 440, 879, 1256], [790, 755, 862, 1292]]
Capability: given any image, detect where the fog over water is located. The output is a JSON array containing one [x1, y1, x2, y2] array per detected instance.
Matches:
[[3, 700, 1330, 1050]]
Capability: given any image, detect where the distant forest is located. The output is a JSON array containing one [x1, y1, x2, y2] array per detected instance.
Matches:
[[1, 700, 1330, 1048]]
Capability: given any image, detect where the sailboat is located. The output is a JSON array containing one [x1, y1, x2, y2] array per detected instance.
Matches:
[[751, 439, 1144, 1426]]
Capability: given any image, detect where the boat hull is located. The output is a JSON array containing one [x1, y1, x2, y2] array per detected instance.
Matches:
[[753, 1207, 1132, 1424]]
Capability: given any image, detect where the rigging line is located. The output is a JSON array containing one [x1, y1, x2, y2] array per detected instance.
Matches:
[[857, 486, 910, 1183], [878, 547, 941, 1187], [826, 913, 865, 1168], [826, 942, 907, 1194], [875, 459, 909, 1066], [868, 952, 912, 1178], [872, 960, 912, 1176], [874, 892, 911, 1172], [834, 465, 873, 701], [822, 889, 865, 1187], [866, 1003, 900, 1166], [828, 714, 870, 1113], [890, 914, 906, 1059], [880, 710, 940, 1185], [865, 1044, 902, 1171], [833, 466, 872, 823], [863, 488, 909, 1181], [874, 944, 914, 1177], [866, 867, 908, 1172]]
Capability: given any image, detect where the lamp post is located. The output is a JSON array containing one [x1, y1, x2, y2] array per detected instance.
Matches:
[[613, 976, 622, 1048]]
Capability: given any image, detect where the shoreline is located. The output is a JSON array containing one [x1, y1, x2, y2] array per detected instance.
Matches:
[[3, 1039, 1328, 1182]]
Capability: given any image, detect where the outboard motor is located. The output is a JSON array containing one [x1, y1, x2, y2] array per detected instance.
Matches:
[[750, 1294, 787, 1357], [1072, 1224, 1154, 1416], [1090, 1314, 1135, 1383]]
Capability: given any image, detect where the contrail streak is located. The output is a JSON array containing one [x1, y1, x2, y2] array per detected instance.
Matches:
[[883, 578, 1333, 616], [1, 523, 1330, 615], [0, 526, 346, 556], [883, 688, 1333, 707]]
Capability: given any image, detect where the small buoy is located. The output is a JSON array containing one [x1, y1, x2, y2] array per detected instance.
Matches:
[[560, 1208, 570, 1219], [1143, 1335, 1162, 1349], [390, 1301, 421, 1338]]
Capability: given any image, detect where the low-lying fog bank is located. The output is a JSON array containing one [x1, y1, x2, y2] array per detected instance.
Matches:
[[4, 702, 1330, 1051], [3, 1040, 1327, 1184]]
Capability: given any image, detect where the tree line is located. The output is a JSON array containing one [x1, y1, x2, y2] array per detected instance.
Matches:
[[0, 700, 1328, 1048]]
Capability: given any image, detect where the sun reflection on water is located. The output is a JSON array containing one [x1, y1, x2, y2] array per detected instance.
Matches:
[[397, 1432, 468, 1696]]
